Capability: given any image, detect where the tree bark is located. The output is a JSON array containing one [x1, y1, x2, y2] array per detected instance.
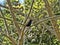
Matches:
[[19, 31, 24, 45]]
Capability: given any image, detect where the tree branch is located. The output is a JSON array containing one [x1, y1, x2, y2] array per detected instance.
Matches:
[[0, 4, 37, 23], [24, 0, 34, 24], [0, 4, 24, 9], [0, 8, 17, 45], [0, 16, 25, 26], [33, 15, 60, 26], [19, 0, 34, 45], [0, 8, 9, 35], [0, 4, 25, 16], [2, 34, 17, 45], [43, 0, 60, 40], [6, 0, 21, 35]]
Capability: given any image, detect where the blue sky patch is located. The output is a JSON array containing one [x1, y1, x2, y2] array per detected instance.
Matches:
[[0, 0, 5, 5], [19, 0, 24, 4]]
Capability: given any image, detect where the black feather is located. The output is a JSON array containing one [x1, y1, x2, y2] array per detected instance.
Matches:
[[26, 20, 32, 27]]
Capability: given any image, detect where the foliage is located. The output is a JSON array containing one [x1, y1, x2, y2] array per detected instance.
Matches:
[[0, 0, 60, 45]]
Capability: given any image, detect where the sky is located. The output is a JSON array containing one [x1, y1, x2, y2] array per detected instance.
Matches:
[[19, 0, 24, 4], [0, 0, 5, 5]]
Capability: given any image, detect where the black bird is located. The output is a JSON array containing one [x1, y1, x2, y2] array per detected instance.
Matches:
[[26, 20, 32, 27]]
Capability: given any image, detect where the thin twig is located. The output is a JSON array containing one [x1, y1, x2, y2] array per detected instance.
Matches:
[[31, 15, 60, 26]]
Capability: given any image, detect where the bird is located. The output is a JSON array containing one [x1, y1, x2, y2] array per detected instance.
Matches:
[[26, 19, 32, 27]]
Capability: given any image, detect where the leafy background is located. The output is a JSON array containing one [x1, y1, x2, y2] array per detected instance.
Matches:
[[0, 0, 60, 45]]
